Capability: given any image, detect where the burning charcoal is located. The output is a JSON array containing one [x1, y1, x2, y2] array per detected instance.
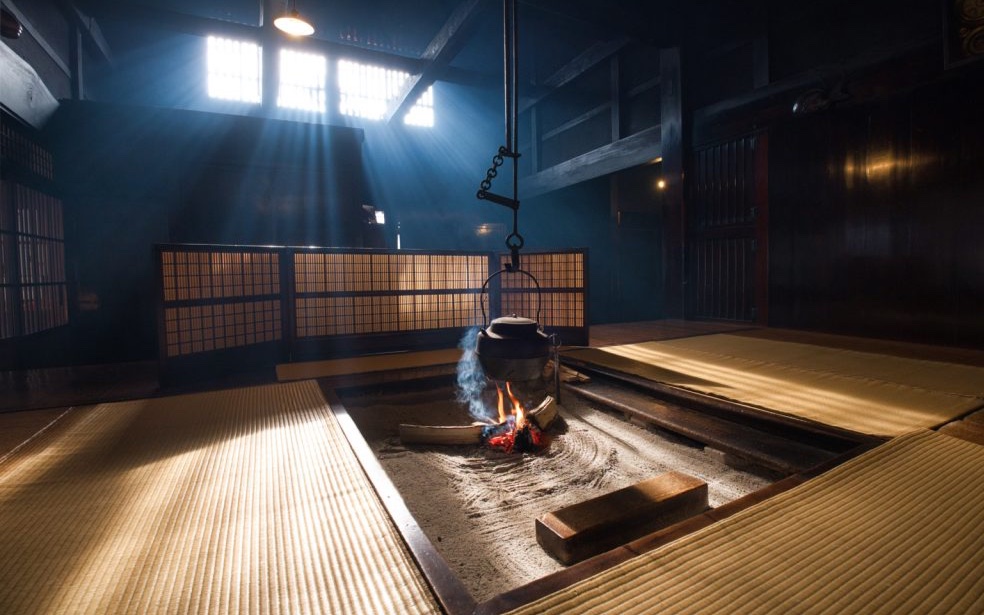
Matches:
[[482, 416, 547, 454], [513, 423, 544, 453]]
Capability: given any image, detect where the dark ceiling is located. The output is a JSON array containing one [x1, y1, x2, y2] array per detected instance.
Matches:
[[76, 0, 674, 87]]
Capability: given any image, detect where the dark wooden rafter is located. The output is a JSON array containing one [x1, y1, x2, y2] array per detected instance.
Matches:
[[2, 0, 71, 76], [62, 1, 114, 66], [384, 0, 492, 124], [519, 35, 631, 113], [79, 0, 424, 73], [520, 124, 661, 199], [519, 44, 678, 199], [520, 0, 673, 47], [0, 43, 60, 128]]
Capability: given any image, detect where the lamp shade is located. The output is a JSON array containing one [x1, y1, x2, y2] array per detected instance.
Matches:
[[274, 10, 314, 36]]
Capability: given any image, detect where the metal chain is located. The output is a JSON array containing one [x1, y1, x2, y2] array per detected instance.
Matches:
[[477, 146, 509, 195]]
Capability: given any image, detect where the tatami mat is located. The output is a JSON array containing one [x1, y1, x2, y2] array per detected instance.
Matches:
[[507, 430, 984, 614], [564, 334, 984, 436], [0, 380, 439, 614]]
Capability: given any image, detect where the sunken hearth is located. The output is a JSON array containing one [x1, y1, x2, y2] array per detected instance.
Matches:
[[338, 378, 776, 604]]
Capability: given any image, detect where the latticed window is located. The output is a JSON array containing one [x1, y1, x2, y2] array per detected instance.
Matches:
[[206, 36, 262, 103], [337, 59, 434, 126], [278, 49, 327, 112], [404, 85, 434, 127], [0, 181, 68, 339]]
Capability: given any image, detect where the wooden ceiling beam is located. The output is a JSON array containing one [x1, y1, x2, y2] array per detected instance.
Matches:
[[384, 0, 493, 123], [520, 125, 662, 199], [518, 36, 630, 113], [82, 0, 426, 73]]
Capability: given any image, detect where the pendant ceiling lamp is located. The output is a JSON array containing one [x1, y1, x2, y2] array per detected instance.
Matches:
[[274, 1, 314, 37]]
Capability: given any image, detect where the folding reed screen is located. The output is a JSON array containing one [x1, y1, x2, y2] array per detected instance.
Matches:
[[497, 249, 589, 346], [157, 246, 285, 381], [156, 244, 588, 383], [291, 249, 490, 359]]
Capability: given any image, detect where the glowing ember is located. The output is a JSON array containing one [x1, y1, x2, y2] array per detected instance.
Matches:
[[482, 381, 548, 454]]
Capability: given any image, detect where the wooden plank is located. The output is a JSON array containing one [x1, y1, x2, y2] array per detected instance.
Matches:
[[384, 0, 492, 123], [518, 36, 631, 113], [520, 125, 661, 199], [398, 396, 558, 445], [561, 355, 873, 452], [565, 380, 839, 475], [536, 471, 707, 565], [0, 44, 59, 129]]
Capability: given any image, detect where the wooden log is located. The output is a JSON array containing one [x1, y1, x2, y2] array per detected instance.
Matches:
[[528, 395, 558, 430], [543, 360, 591, 383], [398, 423, 484, 445], [399, 395, 559, 446], [535, 471, 708, 565]]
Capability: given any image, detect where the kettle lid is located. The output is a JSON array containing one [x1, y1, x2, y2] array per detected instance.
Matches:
[[486, 314, 539, 338]]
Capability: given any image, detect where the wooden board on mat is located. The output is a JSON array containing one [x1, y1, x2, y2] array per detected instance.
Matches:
[[277, 348, 463, 381], [536, 472, 708, 565]]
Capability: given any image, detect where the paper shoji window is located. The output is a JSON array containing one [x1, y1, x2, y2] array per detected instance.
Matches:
[[161, 250, 280, 302], [337, 59, 435, 126], [278, 48, 327, 113], [293, 251, 485, 338], [0, 182, 67, 339], [499, 251, 585, 328], [160, 249, 282, 357], [164, 300, 281, 357]]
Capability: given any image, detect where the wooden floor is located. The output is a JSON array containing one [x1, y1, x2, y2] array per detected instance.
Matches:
[[0, 320, 742, 416], [584, 321, 984, 447], [588, 319, 752, 347], [2, 319, 983, 614], [3, 320, 984, 450], [0, 360, 160, 413]]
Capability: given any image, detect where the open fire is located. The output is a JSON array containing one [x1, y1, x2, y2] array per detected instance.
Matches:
[[397, 381, 556, 452], [481, 382, 548, 454]]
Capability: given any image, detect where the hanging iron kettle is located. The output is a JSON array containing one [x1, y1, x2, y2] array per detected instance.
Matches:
[[475, 268, 550, 381]]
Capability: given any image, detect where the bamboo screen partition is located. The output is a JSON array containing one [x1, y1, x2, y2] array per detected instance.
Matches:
[[294, 250, 489, 337], [498, 250, 588, 345], [157, 244, 588, 382], [159, 247, 283, 358]]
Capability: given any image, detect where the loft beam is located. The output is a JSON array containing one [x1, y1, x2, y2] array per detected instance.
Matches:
[[384, 0, 491, 123]]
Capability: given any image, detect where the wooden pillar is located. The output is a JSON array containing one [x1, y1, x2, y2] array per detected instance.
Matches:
[[659, 47, 685, 318], [261, 0, 278, 113]]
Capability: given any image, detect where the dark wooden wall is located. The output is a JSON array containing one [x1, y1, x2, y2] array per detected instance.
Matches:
[[43, 101, 366, 365], [769, 74, 984, 347], [686, 0, 984, 348], [686, 135, 766, 324]]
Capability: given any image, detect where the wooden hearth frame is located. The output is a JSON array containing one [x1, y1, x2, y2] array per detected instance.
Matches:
[[319, 370, 877, 615]]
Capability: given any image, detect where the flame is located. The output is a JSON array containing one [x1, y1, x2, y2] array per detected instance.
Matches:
[[495, 383, 507, 424], [484, 381, 546, 454], [506, 381, 526, 428]]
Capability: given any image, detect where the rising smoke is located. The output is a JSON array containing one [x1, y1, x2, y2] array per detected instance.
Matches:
[[455, 327, 493, 422]]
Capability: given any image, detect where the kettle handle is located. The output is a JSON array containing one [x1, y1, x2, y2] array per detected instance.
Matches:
[[479, 267, 542, 328]]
